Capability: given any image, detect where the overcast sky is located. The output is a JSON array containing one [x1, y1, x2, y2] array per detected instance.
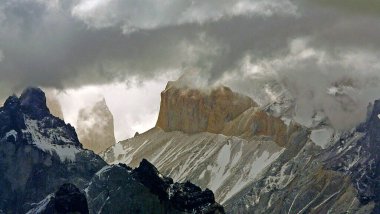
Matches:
[[1, 0, 380, 140]]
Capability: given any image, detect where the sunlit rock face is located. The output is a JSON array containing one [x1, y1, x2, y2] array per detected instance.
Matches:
[[156, 82, 296, 147], [77, 98, 116, 154], [156, 81, 257, 134]]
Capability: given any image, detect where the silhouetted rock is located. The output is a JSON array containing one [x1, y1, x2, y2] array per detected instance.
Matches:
[[19, 87, 50, 119], [27, 183, 89, 214]]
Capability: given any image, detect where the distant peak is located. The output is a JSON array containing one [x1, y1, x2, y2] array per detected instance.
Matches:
[[19, 87, 50, 118]]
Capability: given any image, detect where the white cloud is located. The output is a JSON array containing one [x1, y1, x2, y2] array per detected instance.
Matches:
[[221, 38, 380, 130], [72, 0, 297, 32], [54, 73, 177, 142]]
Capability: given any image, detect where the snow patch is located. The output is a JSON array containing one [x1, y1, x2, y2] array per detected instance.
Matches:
[[310, 128, 334, 149], [208, 142, 232, 191], [23, 118, 81, 162], [5, 130, 17, 141], [223, 149, 284, 203], [281, 117, 292, 126], [26, 194, 53, 214], [95, 165, 113, 178]]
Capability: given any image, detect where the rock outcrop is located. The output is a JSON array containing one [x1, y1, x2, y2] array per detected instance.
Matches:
[[27, 183, 89, 214], [77, 98, 116, 153], [156, 81, 295, 146], [156, 82, 256, 134]]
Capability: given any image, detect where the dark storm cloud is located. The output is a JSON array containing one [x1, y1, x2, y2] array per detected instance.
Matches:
[[0, 0, 298, 94], [1, 0, 380, 129]]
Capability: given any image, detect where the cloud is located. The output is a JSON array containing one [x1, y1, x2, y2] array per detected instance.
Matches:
[[310, 0, 380, 15], [1, 0, 380, 132], [52, 74, 174, 141], [71, 0, 297, 32], [221, 38, 380, 129], [0, 0, 298, 92], [0, 49, 3, 62]]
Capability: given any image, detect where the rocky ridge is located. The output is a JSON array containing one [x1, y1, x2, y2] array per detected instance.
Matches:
[[156, 82, 297, 146]]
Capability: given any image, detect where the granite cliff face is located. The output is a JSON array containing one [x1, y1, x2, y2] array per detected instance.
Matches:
[[0, 87, 224, 214], [156, 82, 257, 134], [156, 82, 294, 146], [77, 98, 116, 153]]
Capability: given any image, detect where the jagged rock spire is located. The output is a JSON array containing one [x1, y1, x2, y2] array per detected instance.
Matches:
[[19, 87, 50, 119]]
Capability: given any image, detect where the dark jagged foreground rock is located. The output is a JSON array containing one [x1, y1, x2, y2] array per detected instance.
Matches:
[[27, 183, 89, 214], [0, 87, 224, 214], [86, 160, 224, 214], [0, 88, 105, 213]]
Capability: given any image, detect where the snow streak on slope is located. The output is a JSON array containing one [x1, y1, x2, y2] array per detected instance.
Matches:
[[102, 127, 284, 203], [23, 117, 81, 162]]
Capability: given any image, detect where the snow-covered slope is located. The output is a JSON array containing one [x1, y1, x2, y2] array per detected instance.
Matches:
[[102, 127, 285, 203]]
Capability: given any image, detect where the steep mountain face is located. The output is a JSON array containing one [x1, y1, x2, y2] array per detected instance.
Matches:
[[220, 101, 380, 213], [0, 88, 104, 213], [0, 87, 223, 214], [223, 101, 380, 213], [157, 81, 257, 135], [77, 98, 116, 154], [102, 83, 301, 203]]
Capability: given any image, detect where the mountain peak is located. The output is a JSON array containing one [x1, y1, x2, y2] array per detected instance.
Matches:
[[156, 82, 256, 134], [19, 87, 50, 119], [3, 95, 20, 111]]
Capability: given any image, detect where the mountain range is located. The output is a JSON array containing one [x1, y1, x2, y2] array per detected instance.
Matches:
[[2, 80, 380, 213], [102, 80, 380, 214]]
